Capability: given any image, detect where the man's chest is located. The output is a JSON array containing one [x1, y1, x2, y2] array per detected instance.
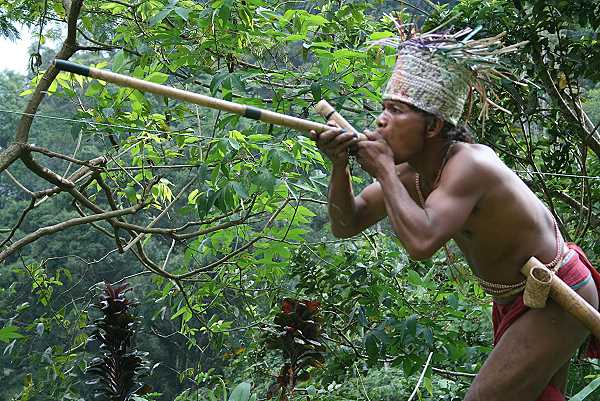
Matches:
[[452, 205, 522, 270]]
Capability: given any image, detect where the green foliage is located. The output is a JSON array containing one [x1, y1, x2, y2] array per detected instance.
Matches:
[[0, 325, 24, 342], [583, 86, 600, 127], [570, 375, 600, 401], [228, 382, 253, 401]]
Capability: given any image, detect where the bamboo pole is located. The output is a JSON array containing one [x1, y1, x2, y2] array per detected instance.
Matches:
[[54, 60, 341, 135], [522, 257, 600, 339], [314, 100, 367, 141]]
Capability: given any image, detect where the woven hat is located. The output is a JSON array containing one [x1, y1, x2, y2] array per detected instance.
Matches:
[[384, 46, 471, 125], [374, 25, 528, 126]]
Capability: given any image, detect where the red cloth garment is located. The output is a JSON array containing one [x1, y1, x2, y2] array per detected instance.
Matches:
[[536, 384, 565, 401], [491, 243, 600, 401], [492, 243, 600, 355]]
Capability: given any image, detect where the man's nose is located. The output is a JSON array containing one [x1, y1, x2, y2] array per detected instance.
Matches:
[[376, 114, 386, 128]]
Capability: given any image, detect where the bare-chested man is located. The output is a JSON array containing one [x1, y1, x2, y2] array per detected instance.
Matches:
[[310, 31, 600, 401]]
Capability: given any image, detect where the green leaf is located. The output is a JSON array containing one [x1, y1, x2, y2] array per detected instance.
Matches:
[[365, 333, 378, 361], [284, 34, 306, 42], [570, 376, 600, 401], [210, 72, 229, 95], [150, 7, 174, 25], [174, 7, 190, 21], [424, 376, 433, 395], [369, 31, 394, 40], [170, 305, 190, 320], [405, 315, 417, 337], [255, 169, 276, 193], [303, 13, 328, 27], [310, 82, 321, 101], [247, 134, 272, 142], [228, 382, 251, 401], [229, 181, 248, 198], [112, 50, 127, 72], [332, 49, 367, 59], [0, 326, 24, 343], [406, 269, 421, 286], [146, 72, 169, 84], [70, 122, 83, 140]]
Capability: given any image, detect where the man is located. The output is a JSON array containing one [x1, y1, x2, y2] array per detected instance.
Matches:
[[310, 31, 600, 401]]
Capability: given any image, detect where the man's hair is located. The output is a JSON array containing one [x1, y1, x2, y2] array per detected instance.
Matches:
[[408, 104, 475, 143]]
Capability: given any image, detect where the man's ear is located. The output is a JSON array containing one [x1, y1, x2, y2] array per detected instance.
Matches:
[[425, 117, 444, 138]]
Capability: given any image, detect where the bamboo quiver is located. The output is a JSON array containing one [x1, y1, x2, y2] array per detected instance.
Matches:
[[521, 257, 600, 340]]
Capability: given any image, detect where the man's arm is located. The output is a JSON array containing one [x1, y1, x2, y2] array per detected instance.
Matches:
[[310, 125, 387, 238], [376, 154, 484, 259], [327, 163, 387, 238]]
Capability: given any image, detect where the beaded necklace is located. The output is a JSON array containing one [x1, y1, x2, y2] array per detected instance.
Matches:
[[414, 142, 455, 206]]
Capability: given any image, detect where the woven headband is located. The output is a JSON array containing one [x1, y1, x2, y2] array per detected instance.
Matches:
[[372, 25, 528, 125]]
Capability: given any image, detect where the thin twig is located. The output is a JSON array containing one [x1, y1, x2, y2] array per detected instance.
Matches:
[[111, 270, 153, 287], [63, 129, 83, 177], [122, 177, 196, 251], [394, 0, 431, 16], [407, 352, 433, 401], [3, 169, 34, 196], [0, 198, 36, 248], [162, 239, 176, 270], [431, 366, 476, 378]]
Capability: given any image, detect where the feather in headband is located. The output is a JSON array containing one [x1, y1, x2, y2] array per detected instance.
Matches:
[[370, 22, 528, 125]]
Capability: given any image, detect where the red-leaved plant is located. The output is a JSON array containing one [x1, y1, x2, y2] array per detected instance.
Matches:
[[86, 282, 150, 401], [264, 299, 325, 400]]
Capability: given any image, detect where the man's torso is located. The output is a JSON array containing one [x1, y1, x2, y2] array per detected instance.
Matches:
[[396, 143, 562, 286]]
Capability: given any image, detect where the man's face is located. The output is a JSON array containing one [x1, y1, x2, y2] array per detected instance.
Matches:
[[376, 100, 428, 164]]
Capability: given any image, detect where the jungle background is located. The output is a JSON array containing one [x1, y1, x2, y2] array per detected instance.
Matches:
[[0, 0, 599, 400]]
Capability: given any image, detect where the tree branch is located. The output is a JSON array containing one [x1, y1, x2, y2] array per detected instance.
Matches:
[[76, 27, 142, 56], [0, 143, 25, 174], [3, 169, 34, 196], [0, 203, 143, 263], [15, 0, 83, 145], [27, 144, 102, 169], [122, 177, 196, 251], [0, 198, 36, 248]]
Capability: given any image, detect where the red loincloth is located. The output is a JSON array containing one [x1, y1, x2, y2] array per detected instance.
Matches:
[[537, 384, 565, 401], [491, 243, 600, 401]]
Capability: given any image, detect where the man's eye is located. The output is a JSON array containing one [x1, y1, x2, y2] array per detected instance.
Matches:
[[382, 104, 402, 113]]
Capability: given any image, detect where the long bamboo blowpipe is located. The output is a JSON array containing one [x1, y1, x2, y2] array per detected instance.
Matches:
[[522, 257, 600, 340], [315, 100, 366, 140], [54, 60, 366, 141]]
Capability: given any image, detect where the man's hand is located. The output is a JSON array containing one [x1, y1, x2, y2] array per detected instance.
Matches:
[[309, 121, 359, 167], [355, 130, 395, 178]]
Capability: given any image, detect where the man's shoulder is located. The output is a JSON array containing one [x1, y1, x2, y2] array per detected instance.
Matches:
[[453, 143, 499, 169], [446, 143, 504, 185], [454, 142, 495, 158]]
